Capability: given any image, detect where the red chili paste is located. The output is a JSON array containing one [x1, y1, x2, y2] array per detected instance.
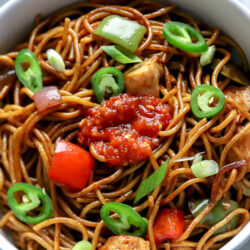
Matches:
[[78, 94, 172, 167]]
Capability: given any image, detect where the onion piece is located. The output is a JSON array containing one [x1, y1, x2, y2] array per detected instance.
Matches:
[[210, 160, 246, 205], [33, 86, 62, 112]]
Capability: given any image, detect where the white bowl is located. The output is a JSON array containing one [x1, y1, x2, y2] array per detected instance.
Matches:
[[0, 0, 249, 249]]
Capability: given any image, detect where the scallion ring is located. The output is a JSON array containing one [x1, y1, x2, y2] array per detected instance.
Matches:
[[191, 159, 219, 178], [46, 49, 65, 72], [102, 45, 142, 64], [200, 45, 216, 66], [72, 240, 92, 250]]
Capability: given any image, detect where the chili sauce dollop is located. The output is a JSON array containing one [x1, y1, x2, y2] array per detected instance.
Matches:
[[78, 94, 172, 167]]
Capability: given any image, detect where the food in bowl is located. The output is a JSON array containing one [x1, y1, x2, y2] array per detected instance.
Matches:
[[0, 0, 249, 249]]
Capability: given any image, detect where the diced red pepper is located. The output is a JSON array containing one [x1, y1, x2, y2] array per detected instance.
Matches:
[[153, 208, 184, 244], [48, 140, 94, 191]]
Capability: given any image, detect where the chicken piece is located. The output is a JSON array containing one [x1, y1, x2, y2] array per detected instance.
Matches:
[[224, 86, 250, 123], [124, 56, 163, 97], [99, 235, 150, 250], [227, 124, 250, 172], [224, 86, 250, 111]]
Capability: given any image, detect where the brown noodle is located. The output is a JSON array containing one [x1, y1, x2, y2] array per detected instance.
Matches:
[[0, 0, 249, 249]]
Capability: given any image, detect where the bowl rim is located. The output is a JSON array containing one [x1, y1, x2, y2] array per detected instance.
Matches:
[[0, 0, 249, 249]]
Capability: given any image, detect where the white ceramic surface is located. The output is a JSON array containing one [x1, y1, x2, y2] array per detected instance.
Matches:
[[0, 0, 249, 249]]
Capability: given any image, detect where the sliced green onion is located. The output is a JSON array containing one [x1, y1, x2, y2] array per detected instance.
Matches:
[[191, 155, 219, 178], [102, 45, 142, 64], [193, 153, 203, 163], [72, 240, 92, 250], [200, 45, 216, 66], [134, 159, 169, 203], [174, 152, 205, 162], [177, 152, 219, 178], [46, 49, 65, 72]]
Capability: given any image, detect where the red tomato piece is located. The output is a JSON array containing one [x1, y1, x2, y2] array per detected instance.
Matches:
[[48, 140, 94, 191], [153, 208, 184, 244]]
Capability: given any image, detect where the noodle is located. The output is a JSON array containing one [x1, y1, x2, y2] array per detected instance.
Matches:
[[0, 0, 249, 249]]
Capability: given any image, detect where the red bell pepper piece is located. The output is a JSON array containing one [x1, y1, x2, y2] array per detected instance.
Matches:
[[48, 140, 94, 191], [153, 208, 184, 244]]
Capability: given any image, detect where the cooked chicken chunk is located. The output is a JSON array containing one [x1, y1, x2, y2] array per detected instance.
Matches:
[[124, 56, 163, 97], [228, 124, 250, 172], [99, 235, 150, 250], [225, 86, 250, 112], [225, 85, 250, 111], [224, 86, 250, 123]]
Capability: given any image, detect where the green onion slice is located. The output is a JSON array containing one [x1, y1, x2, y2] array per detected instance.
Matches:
[[46, 49, 65, 71], [200, 45, 216, 66], [174, 152, 205, 162], [102, 45, 142, 64], [134, 159, 170, 203], [72, 240, 92, 250], [191, 158, 219, 178]]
